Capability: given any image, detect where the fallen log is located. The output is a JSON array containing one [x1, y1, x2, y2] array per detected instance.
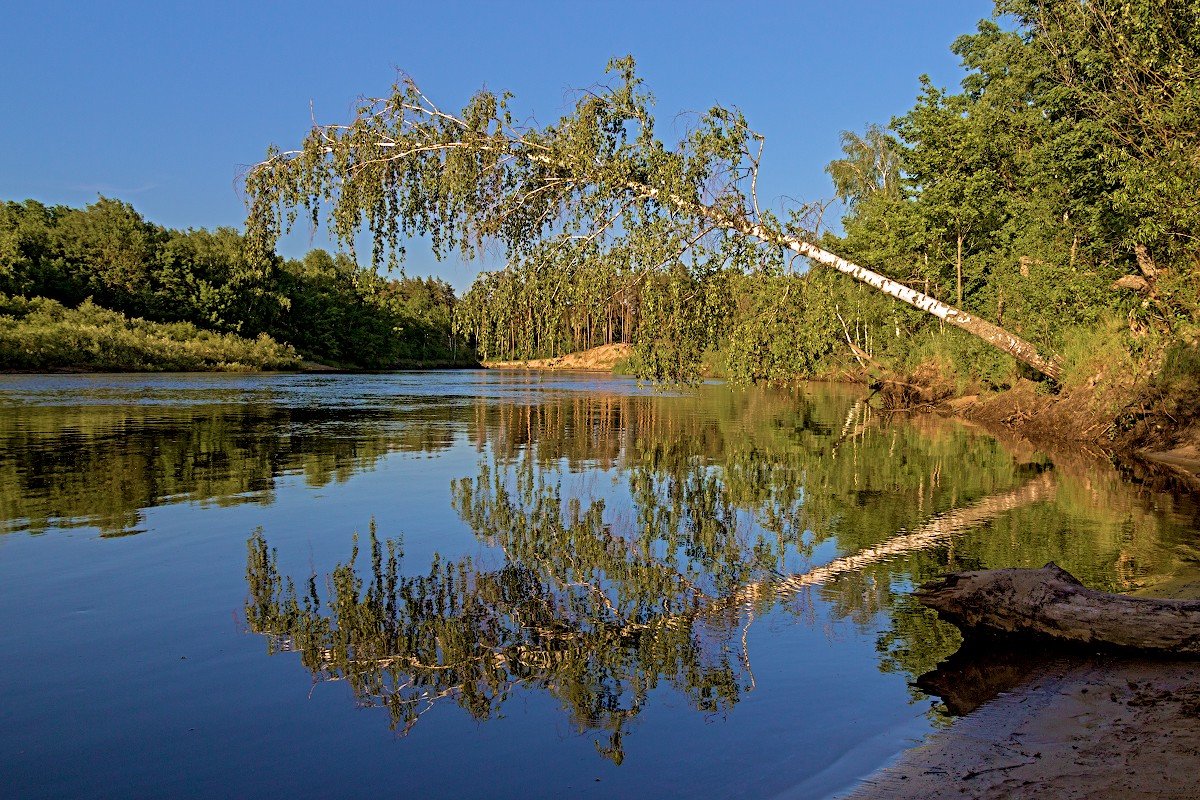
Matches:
[[917, 563, 1200, 655]]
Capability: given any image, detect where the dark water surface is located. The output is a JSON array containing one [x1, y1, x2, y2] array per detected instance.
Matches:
[[2, 371, 1197, 799]]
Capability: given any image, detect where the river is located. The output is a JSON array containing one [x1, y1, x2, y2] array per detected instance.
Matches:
[[1, 371, 1196, 798]]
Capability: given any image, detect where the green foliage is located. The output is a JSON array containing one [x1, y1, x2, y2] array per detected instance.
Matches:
[[900, 327, 1019, 393], [722, 272, 840, 383], [0, 198, 286, 333], [276, 249, 468, 367], [245, 56, 680, 270], [154, 225, 281, 334], [1056, 315, 1143, 391], [1000, 0, 1200, 286], [1143, 326, 1200, 426], [825, 124, 902, 208], [634, 264, 733, 382], [0, 294, 300, 371], [0, 198, 472, 370], [811, 2, 1200, 392], [454, 238, 643, 362], [243, 57, 836, 381]]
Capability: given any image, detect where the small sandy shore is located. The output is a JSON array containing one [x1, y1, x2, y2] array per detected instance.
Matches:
[[846, 565, 1200, 800], [484, 343, 631, 372], [846, 553, 1200, 800], [845, 654, 1200, 799]]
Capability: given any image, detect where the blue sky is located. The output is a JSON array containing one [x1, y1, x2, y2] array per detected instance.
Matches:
[[2, 1, 995, 291]]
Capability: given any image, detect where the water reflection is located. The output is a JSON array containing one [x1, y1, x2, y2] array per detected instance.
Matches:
[[914, 640, 1075, 716], [246, 520, 747, 764], [8, 373, 1200, 799], [0, 402, 457, 535], [242, 381, 1200, 759]]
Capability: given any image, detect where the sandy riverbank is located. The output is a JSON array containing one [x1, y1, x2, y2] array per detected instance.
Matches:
[[483, 343, 632, 372], [844, 653, 1200, 800], [840, 446, 1200, 798], [842, 542, 1200, 800]]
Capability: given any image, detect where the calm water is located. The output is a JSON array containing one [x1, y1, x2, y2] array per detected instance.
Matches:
[[1, 371, 1197, 799]]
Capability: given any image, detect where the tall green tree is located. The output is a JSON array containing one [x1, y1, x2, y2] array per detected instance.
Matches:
[[826, 123, 902, 208], [897, 79, 1009, 307], [1000, 0, 1200, 323]]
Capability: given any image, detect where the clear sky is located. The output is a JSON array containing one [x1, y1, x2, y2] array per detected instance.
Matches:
[[2, 0, 995, 292]]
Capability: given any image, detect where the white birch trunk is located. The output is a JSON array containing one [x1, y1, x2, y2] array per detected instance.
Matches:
[[615, 170, 1062, 379], [698, 205, 1063, 380]]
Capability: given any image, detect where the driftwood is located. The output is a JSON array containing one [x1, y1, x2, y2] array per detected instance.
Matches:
[[918, 563, 1200, 655]]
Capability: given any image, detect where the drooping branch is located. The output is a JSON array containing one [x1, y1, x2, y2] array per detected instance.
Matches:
[[243, 58, 1062, 379]]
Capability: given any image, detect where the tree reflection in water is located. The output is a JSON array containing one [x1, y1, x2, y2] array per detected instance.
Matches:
[[245, 464, 1048, 760], [247, 517, 750, 764], [244, 386, 1198, 762]]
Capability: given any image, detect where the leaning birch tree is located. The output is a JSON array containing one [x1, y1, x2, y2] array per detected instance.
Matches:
[[243, 58, 1061, 380]]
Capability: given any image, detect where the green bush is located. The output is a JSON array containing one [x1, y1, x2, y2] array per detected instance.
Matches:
[[1056, 316, 1143, 391], [895, 327, 1018, 393]]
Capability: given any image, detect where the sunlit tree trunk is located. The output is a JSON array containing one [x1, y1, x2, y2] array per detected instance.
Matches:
[[955, 230, 964, 307], [674, 199, 1063, 380]]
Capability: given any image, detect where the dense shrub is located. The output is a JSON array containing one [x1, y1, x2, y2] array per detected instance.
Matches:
[[0, 295, 301, 371]]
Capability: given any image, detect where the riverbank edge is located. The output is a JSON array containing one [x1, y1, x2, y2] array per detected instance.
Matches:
[[841, 655, 1200, 800], [477, 351, 1200, 484], [934, 382, 1200, 489], [842, 384, 1200, 798]]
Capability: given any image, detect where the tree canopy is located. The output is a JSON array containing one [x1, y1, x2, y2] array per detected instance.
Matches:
[[243, 54, 1066, 379], [243, 1, 1200, 390]]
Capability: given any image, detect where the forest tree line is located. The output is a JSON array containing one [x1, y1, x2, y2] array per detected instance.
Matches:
[[0, 197, 471, 370]]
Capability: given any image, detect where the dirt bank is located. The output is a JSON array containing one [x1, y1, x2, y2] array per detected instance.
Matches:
[[955, 379, 1116, 444], [979, 393, 1197, 485], [883, 374, 1200, 489]]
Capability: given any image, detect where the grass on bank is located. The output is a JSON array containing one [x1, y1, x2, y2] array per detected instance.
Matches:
[[0, 295, 302, 371], [864, 314, 1200, 447]]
